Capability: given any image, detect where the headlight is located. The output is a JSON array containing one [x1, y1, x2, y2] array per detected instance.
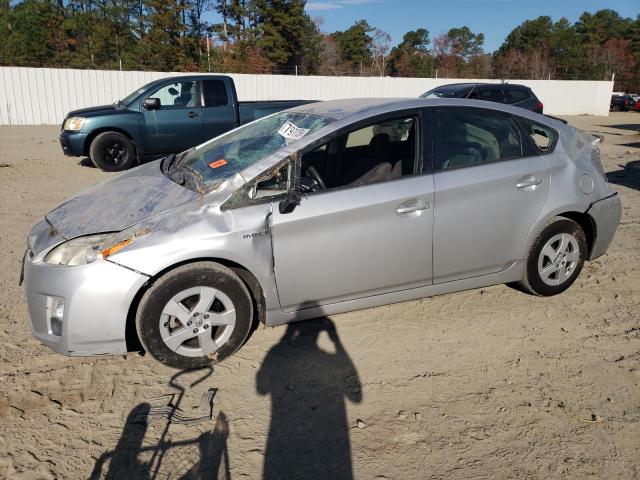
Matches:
[[63, 117, 86, 131], [44, 233, 134, 266]]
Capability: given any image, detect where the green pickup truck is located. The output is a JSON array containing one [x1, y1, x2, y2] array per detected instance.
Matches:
[[59, 75, 314, 171]]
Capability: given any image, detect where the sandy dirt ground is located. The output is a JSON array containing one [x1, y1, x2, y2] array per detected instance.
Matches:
[[0, 113, 638, 479]]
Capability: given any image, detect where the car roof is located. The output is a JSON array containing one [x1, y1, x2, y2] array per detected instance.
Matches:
[[432, 82, 530, 91], [141, 75, 230, 89], [288, 97, 554, 125]]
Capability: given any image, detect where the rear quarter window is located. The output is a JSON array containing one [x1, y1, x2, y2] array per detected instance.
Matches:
[[504, 88, 531, 104], [517, 117, 558, 153]]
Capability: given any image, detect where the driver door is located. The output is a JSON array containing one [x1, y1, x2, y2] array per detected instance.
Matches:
[[269, 113, 434, 312], [141, 80, 204, 154]]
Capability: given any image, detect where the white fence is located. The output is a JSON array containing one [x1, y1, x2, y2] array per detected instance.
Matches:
[[0, 67, 614, 125]]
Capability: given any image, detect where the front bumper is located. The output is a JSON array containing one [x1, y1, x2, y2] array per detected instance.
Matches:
[[587, 192, 622, 260], [23, 255, 149, 356], [59, 131, 88, 157]]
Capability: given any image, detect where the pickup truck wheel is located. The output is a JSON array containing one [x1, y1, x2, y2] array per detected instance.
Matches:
[[89, 131, 136, 172], [518, 218, 587, 297], [135, 262, 253, 369]]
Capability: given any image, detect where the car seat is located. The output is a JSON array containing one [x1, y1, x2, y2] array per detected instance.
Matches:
[[174, 83, 194, 107]]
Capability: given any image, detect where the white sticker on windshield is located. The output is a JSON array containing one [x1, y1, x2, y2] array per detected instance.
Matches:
[[278, 121, 309, 142]]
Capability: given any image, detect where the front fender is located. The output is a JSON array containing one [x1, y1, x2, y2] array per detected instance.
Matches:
[[82, 114, 143, 155], [108, 201, 281, 314]]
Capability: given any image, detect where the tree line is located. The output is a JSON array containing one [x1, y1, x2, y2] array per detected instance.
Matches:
[[0, 1, 638, 91]]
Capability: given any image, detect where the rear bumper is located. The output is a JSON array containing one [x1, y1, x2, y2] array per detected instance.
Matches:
[[23, 256, 148, 356], [587, 193, 622, 260], [59, 131, 88, 157]]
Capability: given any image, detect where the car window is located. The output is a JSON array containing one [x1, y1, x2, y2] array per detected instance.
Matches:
[[435, 108, 523, 170], [478, 88, 506, 103], [420, 89, 470, 99], [253, 161, 293, 199], [203, 80, 229, 107], [148, 81, 198, 109], [504, 88, 531, 104], [299, 116, 418, 192], [516, 117, 558, 152]]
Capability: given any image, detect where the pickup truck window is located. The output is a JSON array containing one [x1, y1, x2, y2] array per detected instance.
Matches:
[[173, 111, 333, 190], [203, 80, 229, 107], [149, 81, 198, 109]]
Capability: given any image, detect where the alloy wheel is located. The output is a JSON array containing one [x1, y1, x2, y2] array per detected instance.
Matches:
[[537, 233, 580, 286], [159, 286, 236, 357]]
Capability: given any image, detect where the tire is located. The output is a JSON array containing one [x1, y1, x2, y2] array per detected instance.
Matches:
[[612, 104, 620, 112], [518, 217, 587, 297], [135, 262, 254, 369], [89, 131, 136, 171]]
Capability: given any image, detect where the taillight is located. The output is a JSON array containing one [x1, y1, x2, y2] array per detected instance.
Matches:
[[537, 101, 544, 113]]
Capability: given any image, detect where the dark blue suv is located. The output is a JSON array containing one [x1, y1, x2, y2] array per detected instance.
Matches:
[[421, 83, 544, 114]]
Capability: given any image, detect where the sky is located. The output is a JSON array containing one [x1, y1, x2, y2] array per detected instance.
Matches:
[[208, 0, 639, 53]]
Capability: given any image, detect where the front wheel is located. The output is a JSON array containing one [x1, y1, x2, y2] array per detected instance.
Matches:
[[89, 131, 136, 171], [135, 262, 254, 369], [518, 218, 587, 296]]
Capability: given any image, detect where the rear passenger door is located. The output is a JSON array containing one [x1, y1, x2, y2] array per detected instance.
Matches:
[[431, 107, 550, 283], [200, 78, 237, 142]]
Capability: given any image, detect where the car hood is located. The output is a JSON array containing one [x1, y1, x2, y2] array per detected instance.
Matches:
[[45, 161, 199, 239], [66, 104, 126, 118]]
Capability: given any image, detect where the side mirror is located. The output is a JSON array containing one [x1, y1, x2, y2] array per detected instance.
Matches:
[[143, 98, 161, 110], [279, 191, 302, 215]]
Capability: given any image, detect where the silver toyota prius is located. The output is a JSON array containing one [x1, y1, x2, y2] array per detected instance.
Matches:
[[22, 98, 621, 369]]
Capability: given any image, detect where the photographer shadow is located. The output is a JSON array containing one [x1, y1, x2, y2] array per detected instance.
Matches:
[[257, 314, 362, 480], [89, 368, 231, 480]]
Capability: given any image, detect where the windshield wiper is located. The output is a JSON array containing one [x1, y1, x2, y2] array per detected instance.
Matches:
[[161, 153, 177, 174], [172, 163, 206, 193]]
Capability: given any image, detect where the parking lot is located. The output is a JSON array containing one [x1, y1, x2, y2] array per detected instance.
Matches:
[[0, 113, 639, 478]]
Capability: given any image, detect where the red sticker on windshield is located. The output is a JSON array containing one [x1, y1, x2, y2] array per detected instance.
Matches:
[[209, 159, 228, 169]]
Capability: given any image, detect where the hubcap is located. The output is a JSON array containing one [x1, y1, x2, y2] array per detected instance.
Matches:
[[537, 233, 580, 286], [159, 286, 236, 357]]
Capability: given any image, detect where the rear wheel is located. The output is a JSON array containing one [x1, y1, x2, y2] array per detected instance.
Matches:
[[89, 131, 136, 171], [519, 218, 587, 296], [136, 262, 253, 369], [612, 104, 620, 112]]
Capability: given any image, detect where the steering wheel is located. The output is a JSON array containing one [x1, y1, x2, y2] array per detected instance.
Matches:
[[306, 166, 327, 190]]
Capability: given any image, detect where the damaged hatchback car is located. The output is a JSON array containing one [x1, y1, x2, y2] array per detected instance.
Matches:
[[22, 98, 621, 369]]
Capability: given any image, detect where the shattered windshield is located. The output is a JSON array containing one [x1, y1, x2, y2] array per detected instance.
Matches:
[[171, 111, 333, 190]]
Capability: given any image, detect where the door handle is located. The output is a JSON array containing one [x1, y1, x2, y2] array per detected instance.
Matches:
[[516, 176, 542, 190], [187, 111, 201, 118], [396, 199, 430, 215]]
